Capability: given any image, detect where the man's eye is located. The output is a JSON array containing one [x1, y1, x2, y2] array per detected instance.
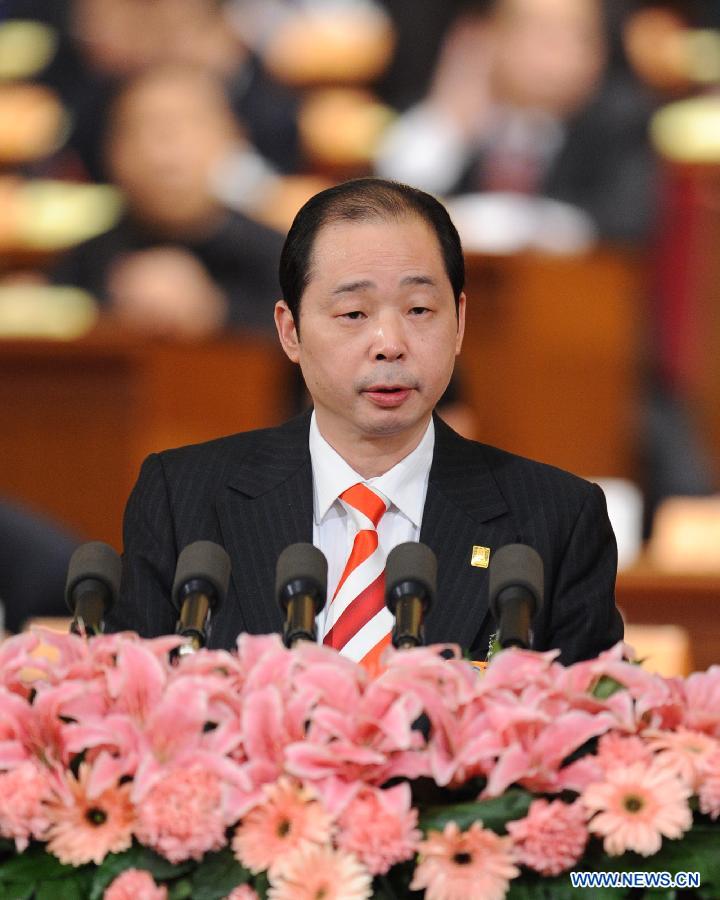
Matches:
[[341, 310, 366, 320], [409, 306, 430, 315]]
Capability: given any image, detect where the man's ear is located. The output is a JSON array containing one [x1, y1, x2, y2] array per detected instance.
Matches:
[[274, 300, 300, 363], [455, 292, 466, 356]]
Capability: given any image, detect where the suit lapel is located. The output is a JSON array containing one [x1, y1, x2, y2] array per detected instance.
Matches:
[[215, 413, 313, 639], [421, 416, 520, 652]]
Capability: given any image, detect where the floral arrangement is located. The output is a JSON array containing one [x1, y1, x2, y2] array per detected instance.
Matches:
[[0, 629, 718, 900]]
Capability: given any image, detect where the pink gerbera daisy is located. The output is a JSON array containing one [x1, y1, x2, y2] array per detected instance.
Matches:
[[336, 785, 420, 875], [698, 749, 720, 819], [0, 760, 52, 851], [104, 868, 168, 899], [410, 821, 519, 900], [646, 728, 720, 791], [267, 843, 372, 900], [135, 763, 226, 863], [507, 799, 588, 876], [232, 778, 333, 875], [45, 765, 135, 866], [582, 762, 692, 856]]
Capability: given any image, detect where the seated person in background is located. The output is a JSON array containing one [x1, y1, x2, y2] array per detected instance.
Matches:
[[108, 177, 623, 668], [375, 0, 656, 243], [52, 65, 285, 339], [0, 500, 80, 633]]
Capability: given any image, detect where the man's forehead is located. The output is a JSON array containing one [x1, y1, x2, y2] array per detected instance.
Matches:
[[305, 213, 445, 281]]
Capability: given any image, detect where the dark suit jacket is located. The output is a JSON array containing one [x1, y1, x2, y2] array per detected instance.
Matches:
[[107, 411, 623, 664], [456, 74, 657, 244]]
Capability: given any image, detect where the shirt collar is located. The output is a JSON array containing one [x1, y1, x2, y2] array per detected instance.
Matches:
[[309, 411, 435, 527]]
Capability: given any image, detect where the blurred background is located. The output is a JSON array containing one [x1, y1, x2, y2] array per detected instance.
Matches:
[[1, 0, 719, 672]]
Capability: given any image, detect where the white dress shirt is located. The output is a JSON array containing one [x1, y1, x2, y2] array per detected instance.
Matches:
[[309, 411, 435, 640]]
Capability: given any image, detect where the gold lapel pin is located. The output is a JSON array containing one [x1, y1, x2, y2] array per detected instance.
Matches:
[[471, 545, 491, 568]]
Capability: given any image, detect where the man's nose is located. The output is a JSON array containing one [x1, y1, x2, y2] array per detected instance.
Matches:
[[371, 313, 406, 361]]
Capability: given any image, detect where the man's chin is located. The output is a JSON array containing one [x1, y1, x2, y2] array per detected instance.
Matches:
[[358, 405, 431, 439]]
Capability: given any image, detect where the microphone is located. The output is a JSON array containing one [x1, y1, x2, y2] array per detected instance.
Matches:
[[276, 543, 327, 647], [173, 540, 231, 654], [65, 541, 122, 636], [488, 543, 544, 650], [385, 542, 437, 650]]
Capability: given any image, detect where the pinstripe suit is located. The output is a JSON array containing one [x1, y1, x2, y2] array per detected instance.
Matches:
[[108, 411, 623, 664]]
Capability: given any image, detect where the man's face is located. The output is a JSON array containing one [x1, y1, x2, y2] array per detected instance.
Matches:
[[493, 0, 605, 116], [275, 215, 465, 448], [107, 74, 236, 231]]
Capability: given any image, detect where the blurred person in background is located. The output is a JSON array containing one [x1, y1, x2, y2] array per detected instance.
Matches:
[[0, 500, 80, 634], [376, 0, 657, 244], [12, 0, 302, 182], [52, 65, 285, 339]]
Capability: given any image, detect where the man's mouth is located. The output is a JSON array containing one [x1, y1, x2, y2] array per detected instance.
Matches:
[[363, 385, 414, 408]]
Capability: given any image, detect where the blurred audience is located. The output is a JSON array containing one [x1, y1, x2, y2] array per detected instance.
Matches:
[[19, 0, 302, 181], [2, 0, 720, 550], [52, 65, 284, 338], [376, 0, 657, 244]]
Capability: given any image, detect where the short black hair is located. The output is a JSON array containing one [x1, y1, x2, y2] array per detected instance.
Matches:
[[279, 178, 465, 327]]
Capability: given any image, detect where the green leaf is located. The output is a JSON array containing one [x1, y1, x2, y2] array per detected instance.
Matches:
[[0, 886, 33, 900], [0, 847, 76, 885], [591, 675, 625, 699], [419, 788, 533, 834], [254, 871, 270, 900], [36, 871, 94, 900], [189, 847, 252, 900], [169, 878, 194, 899], [698, 886, 720, 900], [136, 848, 195, 882]]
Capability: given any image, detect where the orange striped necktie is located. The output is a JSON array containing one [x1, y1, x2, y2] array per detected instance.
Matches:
[[323, 482, 394, 676]]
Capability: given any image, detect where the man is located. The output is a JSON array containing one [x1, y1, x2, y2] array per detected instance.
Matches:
[[53, 65, 284, 338], [108, 178, 623, 666], [375, 0, 656, 243]]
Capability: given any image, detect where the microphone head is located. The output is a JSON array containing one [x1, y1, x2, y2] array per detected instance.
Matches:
[[488, 543, 544, 619], [65, 541, 122, 614], [172, 540, 232, 609], [385, 542, 437, 614], [276, 543, 328, 613]]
